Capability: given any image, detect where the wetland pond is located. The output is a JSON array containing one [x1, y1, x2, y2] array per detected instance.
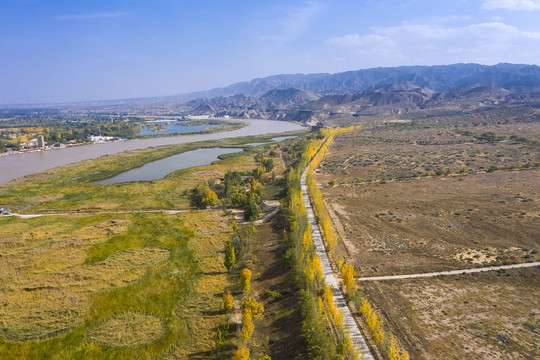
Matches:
[[96, 147, 243, 184]]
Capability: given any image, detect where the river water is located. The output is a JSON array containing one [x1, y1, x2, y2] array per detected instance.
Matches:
[[0, 119, 305, 184]]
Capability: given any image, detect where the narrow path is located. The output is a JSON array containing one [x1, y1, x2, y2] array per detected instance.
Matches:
[[357, 261, 540, 281], [278, 148, 286, 172], [301, 168, 375, 360], [7, 209, 191, 219]]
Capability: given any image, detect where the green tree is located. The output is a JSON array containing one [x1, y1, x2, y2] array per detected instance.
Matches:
[[244, 195, 260, 221], [214, 323, 229, 354], [224, 240, 236, 271]]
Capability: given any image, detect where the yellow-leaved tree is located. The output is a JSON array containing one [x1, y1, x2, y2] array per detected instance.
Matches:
[[232, 346, 250, 360], [240, 268, 252, 291], [240, 307, 254, 344], [341, 264, 356, 293], [222, 292, 233, 310]]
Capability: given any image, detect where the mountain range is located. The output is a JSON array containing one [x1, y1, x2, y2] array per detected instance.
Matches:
[[5, 63, 540, 124], [120, 63, 537, 124]]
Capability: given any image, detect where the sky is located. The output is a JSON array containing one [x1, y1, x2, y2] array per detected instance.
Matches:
[[1, 0, 540, 104]]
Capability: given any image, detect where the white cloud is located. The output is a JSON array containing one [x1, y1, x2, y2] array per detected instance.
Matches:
[[482, 0, 540, 10], [55, 12, 129, 21], [328, 22, 540, 67]]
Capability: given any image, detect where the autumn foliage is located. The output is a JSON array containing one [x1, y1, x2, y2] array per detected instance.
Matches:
[[341, 264, 356, 293], [222, 292, 233, 310], [282, 127, 363, 359], [360, 298, 409, 360], [232, 346, 250, 360], [240, 268, 252, 291]]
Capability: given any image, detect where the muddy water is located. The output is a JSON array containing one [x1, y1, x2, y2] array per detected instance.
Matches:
[[0, 119, 305, 184]]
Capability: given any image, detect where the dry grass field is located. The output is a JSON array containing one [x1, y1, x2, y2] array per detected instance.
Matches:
[[321, 171, 539, 276], [313, 122, 539, 359], [315, 127, 539, 184]]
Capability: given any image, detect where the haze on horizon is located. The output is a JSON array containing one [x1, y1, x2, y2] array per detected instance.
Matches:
[[1, 0, 540, 105]]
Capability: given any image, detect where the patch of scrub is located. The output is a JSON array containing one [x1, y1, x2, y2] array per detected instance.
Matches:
[[103, 247, 170, 267], [86, 312, 166, 347]]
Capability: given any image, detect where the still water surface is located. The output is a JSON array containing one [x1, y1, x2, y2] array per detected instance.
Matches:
[[96, 147, 243, 184], [0, 119, 305, 184]]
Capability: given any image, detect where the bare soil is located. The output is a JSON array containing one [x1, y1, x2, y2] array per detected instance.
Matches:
[[361, 267, 540, 360], [315, 134, 539, 184]]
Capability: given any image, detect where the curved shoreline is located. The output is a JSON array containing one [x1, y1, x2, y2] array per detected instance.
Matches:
[[0, 119, 306, 184]]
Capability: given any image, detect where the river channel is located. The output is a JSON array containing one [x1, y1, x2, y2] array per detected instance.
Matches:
[[0, 119, 305, 184]]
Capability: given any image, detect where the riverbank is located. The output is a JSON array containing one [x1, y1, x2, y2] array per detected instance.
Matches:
[[0, 119, 306, 184]]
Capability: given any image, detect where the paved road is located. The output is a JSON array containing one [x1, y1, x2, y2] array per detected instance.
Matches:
[[301, 166, 375, 360], [357, 261, 540, 281]]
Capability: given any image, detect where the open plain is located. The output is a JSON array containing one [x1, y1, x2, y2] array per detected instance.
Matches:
[[314, 121, 540, 359]]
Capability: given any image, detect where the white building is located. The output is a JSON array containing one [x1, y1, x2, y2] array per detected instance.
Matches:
[[87, 135, 115, 143]]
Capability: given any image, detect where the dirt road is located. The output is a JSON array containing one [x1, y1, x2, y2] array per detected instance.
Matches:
[[357, 261, 540, 281]]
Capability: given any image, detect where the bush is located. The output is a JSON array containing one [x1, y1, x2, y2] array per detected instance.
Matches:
[[232, 347, 250, 360]]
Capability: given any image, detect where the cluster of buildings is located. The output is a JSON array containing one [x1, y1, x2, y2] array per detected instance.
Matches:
[[20, 135, 45, 150]]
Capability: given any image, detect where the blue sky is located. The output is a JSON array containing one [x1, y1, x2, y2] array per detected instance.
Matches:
[[1, 0, 540, 104]]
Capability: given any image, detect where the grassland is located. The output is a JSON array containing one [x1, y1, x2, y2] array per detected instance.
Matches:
[[313, 121, 539, 359], [0, 130, 307, 359]]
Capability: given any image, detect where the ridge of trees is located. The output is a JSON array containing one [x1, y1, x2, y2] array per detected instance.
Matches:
[[282, 128, 361, 359], [307, 127, 411, 360]]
